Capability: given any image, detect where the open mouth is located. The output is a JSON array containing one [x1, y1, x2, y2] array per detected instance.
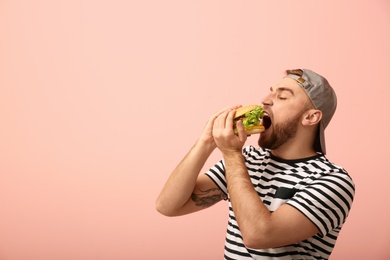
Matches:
[[262, 115, 272, 130]]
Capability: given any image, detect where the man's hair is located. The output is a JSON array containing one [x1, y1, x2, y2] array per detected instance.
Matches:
[[286, 69, 303, 77]]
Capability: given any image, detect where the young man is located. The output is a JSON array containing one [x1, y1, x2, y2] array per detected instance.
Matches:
[[156, 69, 355, 259]]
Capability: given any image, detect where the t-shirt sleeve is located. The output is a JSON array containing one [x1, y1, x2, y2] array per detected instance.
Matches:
[[286, 171, 355, 236], [205, 159, 228, 196], [205, 146, 256, 196]]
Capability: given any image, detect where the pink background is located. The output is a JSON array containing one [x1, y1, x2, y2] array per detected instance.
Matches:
[[1, 1, 389, 259]]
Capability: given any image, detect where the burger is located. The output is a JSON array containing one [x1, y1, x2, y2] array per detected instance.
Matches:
[[233, 105, 266, 135]]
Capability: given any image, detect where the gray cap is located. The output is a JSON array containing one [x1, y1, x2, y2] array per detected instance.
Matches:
[[286, 69, 337, 154]]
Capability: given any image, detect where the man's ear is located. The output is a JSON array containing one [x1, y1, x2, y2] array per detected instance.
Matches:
[[302, 109, 322, 126]]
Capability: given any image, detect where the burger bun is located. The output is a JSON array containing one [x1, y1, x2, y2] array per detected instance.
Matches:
[[234, 105, 259, 119]]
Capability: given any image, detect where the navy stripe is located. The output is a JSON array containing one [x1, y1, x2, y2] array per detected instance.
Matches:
[[301, 190, 341, 227], [224, 244, 252, 257], [314, 184, 348, 220]]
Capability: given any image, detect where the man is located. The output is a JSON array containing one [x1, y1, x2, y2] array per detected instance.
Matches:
[[156, 69, 355, 259]]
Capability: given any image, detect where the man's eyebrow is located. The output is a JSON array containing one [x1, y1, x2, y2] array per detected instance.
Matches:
[[270, 86, 295, 95]]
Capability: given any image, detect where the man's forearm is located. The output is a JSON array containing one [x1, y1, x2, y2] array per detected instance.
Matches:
[[224, 152, 272, 247], [156, 140, 216, 216]]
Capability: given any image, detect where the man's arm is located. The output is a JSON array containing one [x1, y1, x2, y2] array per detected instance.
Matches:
[[223, 152, 318, 249], [155, 107, 237, 216], [155, 140, 226, 216], [212, 109, 319, 249]]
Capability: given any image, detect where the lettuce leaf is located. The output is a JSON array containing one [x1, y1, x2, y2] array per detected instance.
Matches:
[[242, 106, 263, 129], [233, 106, 264, 134]]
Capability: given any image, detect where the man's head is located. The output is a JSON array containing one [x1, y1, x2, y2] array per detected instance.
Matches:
[[259, 69, 337, 154], [285, 69, 337, 154]]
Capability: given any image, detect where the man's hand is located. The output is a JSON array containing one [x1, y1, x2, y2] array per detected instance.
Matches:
[[212, 108, 248, 155], [198, 106, 241, 149]]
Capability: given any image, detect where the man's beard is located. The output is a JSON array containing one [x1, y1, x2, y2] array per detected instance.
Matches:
[[258, 112, 303, 150]]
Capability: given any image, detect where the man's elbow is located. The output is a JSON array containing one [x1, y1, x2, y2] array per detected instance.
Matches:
[[242, 238, 270, 250], [155, 198, 172, 216], [242, 236, 268, 250], [155, 197, 181, 217], [241, 228, 274, 249]]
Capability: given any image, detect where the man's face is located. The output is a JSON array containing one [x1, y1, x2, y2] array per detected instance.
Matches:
[[258, 77, 312, 150]]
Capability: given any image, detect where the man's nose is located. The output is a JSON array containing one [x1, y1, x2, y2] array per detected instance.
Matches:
[[261, 94, 273, 106]]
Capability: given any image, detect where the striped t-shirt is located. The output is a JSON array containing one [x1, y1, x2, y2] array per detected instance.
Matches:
[[205, 146, 355, 260]]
